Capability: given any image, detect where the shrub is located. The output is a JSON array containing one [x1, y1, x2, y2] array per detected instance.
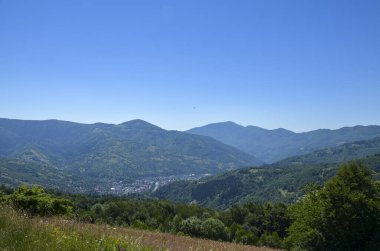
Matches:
[[200, 218, 228, 241], [7, 185, 73, 216], [178, 216, 203, 237]]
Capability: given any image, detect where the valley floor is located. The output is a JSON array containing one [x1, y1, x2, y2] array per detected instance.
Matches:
[[0, 205, 276, 251]]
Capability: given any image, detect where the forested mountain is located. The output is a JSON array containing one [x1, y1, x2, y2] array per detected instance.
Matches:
[[277, 137, 380, 166], [0, 118, 261, 192], [187, 122, 380, 163], [153, 137, 380, 209]]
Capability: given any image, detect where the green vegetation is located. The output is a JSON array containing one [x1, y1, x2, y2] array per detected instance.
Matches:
[[73, 194, 290, 248], [2, 118, 380, 250], [6, 184, 73, 216], [154, 139, 380, 208], [0, 118, 261, 193], [277, 137, 380, 165], [0, 206, 275, 251], [0, 205, 154, 251], [188, 121, 380, 163], [3, 118, 380, 197], [0, 158, 80, 193], [1, 161, 379, 250], [0, 184, 289, 249], [286, 162, 380, 250]]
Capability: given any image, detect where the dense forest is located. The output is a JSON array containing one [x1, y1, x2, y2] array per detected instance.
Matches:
[[1, 161, 380, 250]]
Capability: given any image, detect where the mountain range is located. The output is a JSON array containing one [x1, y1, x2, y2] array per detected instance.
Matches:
[[153, 137, 380, 209], [187, 121, 380, 163], [2, 117, 380, 200], [0, 118, 261, 192]]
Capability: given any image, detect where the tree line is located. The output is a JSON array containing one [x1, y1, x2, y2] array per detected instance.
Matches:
[[1, 161, 379, 250]]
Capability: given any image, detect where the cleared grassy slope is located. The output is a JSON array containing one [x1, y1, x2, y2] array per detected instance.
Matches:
[[0, 205, 275, 251]]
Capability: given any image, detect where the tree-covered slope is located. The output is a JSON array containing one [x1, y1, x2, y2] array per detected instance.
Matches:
[[0, 118, 261, 192], [187, 122, 380, 163], [0, 158, 79, 192], [153, 138, 380, 209], [276, 137, 380, 166]]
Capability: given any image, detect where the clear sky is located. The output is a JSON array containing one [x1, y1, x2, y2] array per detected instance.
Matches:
[[1, 0, 379, 132]]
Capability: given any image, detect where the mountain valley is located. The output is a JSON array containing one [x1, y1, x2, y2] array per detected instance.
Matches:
[[0, 118, 261, 193]]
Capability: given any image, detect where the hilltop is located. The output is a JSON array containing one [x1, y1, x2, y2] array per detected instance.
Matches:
[[188, 122, 380, 163], [0, 118, 261, 193]]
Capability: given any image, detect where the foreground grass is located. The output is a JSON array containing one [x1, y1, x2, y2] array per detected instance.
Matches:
[[0, 205, 151, 251], [0, 205, 276, 251]]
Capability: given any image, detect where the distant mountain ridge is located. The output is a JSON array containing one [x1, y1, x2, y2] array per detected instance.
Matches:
[[187, 122, 380, 163], [153, 137, 380, 209], [0, 118, 261, 192]]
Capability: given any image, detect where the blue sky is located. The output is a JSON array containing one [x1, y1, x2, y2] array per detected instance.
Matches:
[[1, 0, 379, 132]]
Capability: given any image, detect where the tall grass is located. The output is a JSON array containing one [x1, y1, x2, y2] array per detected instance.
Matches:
[[0, 205, 154, 251], [0, 205, 276, 251]]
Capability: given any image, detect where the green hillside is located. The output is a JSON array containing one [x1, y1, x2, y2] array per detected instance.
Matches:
[[153, 138, 380, 209], [276, 137, 380, 166], [0, 118, 261, 192], [187, 122, 380, 163], [2, 162, 379, 250], [0, 185, 286, 250]]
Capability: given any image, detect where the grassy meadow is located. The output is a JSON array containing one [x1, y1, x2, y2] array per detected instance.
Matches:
[[0, 205, 275, 251]]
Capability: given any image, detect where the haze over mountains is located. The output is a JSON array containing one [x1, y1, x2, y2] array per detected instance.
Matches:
[[188, 121, 380, 163]]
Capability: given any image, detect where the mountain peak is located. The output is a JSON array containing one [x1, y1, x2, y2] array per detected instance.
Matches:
[[119, 119, 162, 130], [219, 121, 241, 126], [190, 121, 244, 131], [271, 128, 295, 134]]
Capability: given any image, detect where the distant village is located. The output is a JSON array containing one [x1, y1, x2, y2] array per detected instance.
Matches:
[[93, 173, 210, 195]]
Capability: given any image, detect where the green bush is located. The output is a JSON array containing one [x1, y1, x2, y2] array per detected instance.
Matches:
[[200, 218, 227, 240], [179, 216, 203, 237], [7, 185, 73, 216]]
